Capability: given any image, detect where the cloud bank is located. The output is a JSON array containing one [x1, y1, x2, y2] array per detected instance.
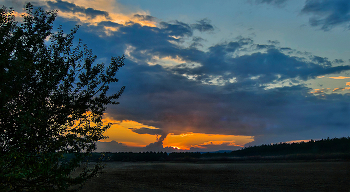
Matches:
[[3, 0, 350, 151]]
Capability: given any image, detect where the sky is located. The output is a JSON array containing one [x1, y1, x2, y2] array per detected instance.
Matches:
[[3, 0, 350, 152]]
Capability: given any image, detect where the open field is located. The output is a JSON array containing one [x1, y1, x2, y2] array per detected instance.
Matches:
[[79, 161, 350, 192]]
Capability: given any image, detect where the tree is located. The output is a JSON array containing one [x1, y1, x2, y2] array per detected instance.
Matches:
[[0, 3, 125, 191]]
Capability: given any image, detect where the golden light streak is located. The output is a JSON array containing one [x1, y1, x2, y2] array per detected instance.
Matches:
[[328, 76, 350, 79], [101, 115, 158, 147], [310, 88, 324, 94]]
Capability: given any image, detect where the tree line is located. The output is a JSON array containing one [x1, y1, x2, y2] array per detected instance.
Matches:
[[87, 137, 350, 162], [231, 136, 350, 156]]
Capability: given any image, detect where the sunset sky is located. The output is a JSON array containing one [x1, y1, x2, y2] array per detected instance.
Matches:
[[3, 0, 350, 152]]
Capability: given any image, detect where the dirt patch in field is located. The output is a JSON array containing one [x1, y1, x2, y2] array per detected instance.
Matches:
[[79, 161, 350, 192]]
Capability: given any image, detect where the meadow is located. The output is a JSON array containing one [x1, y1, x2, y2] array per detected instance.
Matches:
[[79, 161, 350, 192]]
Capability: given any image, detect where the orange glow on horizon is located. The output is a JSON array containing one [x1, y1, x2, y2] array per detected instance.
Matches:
[[285, 139, 312, 144], [163, 132, 254, 150], [100, 114, 254, 151]]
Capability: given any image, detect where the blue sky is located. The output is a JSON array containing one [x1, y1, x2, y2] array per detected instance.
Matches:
[[3, 0, 350, 152]]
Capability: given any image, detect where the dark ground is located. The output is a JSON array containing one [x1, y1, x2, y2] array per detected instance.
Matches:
[[79, 161, 350, 192]]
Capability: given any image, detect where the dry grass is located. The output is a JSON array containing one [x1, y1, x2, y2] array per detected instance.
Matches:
[[79, 161, 350, 192]]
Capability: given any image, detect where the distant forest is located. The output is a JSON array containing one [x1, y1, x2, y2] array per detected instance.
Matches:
[[232, 137, 350, 156], [87, 137, 350, 162]]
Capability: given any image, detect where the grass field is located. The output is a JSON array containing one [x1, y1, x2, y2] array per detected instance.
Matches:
[[79, 161, 350, 192]]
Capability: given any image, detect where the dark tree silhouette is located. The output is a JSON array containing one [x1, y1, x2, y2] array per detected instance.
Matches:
[[0, 3, 124, 191], [231, 137, 350, 157]]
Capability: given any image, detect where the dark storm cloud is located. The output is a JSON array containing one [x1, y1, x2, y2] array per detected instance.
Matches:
[[301, 0, 350, 31], [47, 0, 109, 19], [171, 40, 350, 86], [114, 59, 350, 139], [144, 134, 168, 151], [55, 11, 350, 148], [90, 19, 350, 142]]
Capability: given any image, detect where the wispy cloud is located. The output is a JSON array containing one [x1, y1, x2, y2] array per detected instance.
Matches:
[[252, 0, 289, 7]]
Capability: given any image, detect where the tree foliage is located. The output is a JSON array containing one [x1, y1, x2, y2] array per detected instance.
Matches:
[[0, 3, 125, 191]]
